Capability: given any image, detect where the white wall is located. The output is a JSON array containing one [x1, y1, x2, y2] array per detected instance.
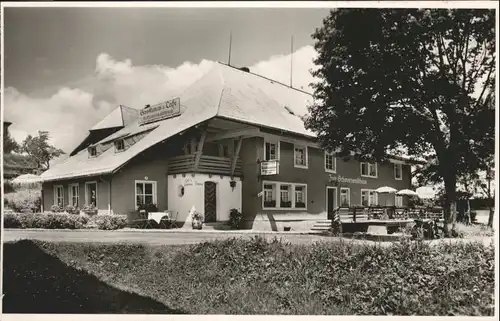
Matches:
[[167, 174, 242, 225]]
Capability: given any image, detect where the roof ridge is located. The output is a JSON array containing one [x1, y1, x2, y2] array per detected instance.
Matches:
[[216, 61, 313, 96]]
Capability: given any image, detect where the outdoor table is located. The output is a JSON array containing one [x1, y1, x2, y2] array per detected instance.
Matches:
[[148, 212, 169, 225]]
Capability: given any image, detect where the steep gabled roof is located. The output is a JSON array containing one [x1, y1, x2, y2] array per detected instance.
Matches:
[[90, 105, 139, 131], [40, 62, 317, 182]]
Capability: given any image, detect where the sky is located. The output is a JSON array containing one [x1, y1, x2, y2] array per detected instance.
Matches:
[[3, 7, 330, 152]]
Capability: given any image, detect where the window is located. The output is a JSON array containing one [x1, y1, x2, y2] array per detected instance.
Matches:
[[394, 164, 403, 180], [262, 181, 307, 210], [85, 182, 98, 207], [294, 185, 307, 208], [294, 145, 308, 168], [135, 180, 157, 209], [264, 140, 279, 161], [340, 187, 350, 207], [115, 139, 125, 152], [325, 151, 336, 173], [361, 189, 378, 206], [54, 185, 64, 207], [280, 184, 292, 208], [88, 146, 97, 157], [395, 195, 403, 207], [68, 183, 79, 207], [360, 162, 377, 178], [263, 183, 276, 208]]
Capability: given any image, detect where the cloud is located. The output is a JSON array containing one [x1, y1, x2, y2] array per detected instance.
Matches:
[[3, 45, 317, 153]]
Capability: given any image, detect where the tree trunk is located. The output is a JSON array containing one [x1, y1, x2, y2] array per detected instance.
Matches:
[[487, 176, 494, 227], [443, 176, 458, 237], [487, 207, 494, 227]]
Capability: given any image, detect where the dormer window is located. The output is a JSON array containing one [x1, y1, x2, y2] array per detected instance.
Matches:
[[88, 146, 97, 158], [115, 139, 125, 152]]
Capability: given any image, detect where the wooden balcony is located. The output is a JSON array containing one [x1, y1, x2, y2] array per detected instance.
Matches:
[[168, 154, 242, 176]]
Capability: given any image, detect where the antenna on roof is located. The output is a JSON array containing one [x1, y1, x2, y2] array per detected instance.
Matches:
[[290, 35, 294, 88], [228, 31, 233, 66]]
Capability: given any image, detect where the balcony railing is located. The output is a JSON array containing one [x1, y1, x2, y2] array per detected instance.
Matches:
[[168, 155, 242, 176]]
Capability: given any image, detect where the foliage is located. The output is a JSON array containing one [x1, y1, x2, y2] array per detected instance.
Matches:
[[21, 237, 495, 315], [3, 212, 127, 230], [3, 213, 89, 229], [3, 127, 19, 154], [88, 214, 128, 230], [4, 189, 42, 213], [21, 130, 65, 171], [192, 211, 203, 221], [306, 9, 495, 234], [228, 208, 244, 229], [65, 205, 81, 214], [51, 205, 63, 213], [82, 204, 98, 215]]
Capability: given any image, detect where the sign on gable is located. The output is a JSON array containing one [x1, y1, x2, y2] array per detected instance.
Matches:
[[139, 98, 181, 125]]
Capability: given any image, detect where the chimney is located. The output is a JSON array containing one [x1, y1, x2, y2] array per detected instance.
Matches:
[[239, 67, 250, 73]]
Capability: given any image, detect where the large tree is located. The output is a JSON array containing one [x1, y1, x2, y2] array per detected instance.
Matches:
[[3, 129, 19, 154], [306, 9, 495, 236], [21, 131, 65, 172]]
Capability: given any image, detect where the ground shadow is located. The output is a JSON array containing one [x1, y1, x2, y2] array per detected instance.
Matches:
[[2, 240, 186, 314]]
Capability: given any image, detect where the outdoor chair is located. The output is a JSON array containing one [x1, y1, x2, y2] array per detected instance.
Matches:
[[158, 210, 179, 229], [131, 210, 155, 229]]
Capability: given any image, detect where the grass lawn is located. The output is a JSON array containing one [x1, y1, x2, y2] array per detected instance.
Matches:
[[2, 237, 495, 315]]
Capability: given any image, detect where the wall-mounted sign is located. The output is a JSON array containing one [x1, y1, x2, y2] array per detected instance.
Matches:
[[261, 160, 279, 175], [139, 97, 181, 125], [329, 174, 367, 185]]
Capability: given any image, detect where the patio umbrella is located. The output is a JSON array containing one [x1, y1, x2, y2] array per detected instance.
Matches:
[[396, 189, 419, 197], [375, 186, 397, 207], [375, 186, 397, 194]]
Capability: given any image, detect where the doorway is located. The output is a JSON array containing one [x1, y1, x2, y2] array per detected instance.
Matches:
[[326, 187, 337, 219], [204, 181, 217, 222]]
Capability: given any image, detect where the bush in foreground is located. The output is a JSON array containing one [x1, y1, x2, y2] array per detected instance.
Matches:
[[24, 237, 496, 315], [88, 214, 127, 230], [3, 212, 127, 230]]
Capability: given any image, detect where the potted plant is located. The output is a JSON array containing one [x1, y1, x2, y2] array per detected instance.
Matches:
[[192, 211, 203, 230], [280, 200, 292, 208], [66, 204, 81, 214], [264, 200, 276, 208], [82, 204, 98, 216], [295, 201, 306, 208]]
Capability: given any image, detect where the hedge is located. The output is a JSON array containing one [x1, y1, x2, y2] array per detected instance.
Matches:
[[3, 212, 127, 230]]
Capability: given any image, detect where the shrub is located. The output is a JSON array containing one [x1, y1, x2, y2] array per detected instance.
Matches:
[[65, 205, 81, 215], [51, 205, 62, 213], [4, 189, 42, 213], [3, 213, 22, 228], [82, 204, 98, 215], [3, 213, 88, 229], [228, 208, 243, 229], [88, 214, 127, 230]]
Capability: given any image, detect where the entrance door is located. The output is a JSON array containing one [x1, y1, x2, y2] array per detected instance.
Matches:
[[326, 187, 337, 219], [204, 181, 217, 222]]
